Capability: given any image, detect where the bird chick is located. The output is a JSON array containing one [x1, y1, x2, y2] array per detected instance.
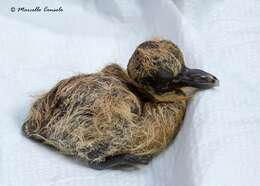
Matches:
[[22, 39, 218, 170]]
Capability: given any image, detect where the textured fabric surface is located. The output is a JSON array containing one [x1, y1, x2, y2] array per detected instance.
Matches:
[[0, 0, 259, 186]]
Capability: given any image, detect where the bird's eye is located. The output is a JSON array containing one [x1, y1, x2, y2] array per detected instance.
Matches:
[[139, 67, 175, 93], [172, 76, 181, 83]]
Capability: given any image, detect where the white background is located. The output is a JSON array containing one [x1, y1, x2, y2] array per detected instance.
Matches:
[[0, 0, 260, 186]]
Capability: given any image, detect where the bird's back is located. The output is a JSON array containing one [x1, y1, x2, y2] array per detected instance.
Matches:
[[23, 66, 187, 163]]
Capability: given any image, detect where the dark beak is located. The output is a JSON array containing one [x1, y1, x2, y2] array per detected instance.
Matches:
[[175, 66, 219, 89]]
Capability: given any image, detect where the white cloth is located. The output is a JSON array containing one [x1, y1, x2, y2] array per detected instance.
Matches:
[[0, 0, 259, 186]]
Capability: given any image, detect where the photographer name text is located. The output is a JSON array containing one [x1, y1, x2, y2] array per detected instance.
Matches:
[[11, 6, 63, 13]]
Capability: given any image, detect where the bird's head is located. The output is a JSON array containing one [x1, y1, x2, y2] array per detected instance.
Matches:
[[127, 39, 219, 102]]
